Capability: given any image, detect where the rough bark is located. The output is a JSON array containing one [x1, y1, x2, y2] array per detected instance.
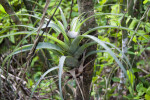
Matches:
[[76, 0, 97, 100], [118, 0, 134, 99]]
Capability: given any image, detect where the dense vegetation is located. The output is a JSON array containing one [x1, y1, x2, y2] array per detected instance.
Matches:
[[0, 0, 150, 100]]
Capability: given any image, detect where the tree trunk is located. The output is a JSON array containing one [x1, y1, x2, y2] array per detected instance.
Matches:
[[0, 0, 23, 31], [76, 0, 97, 100], [118, 0, 134, 99]]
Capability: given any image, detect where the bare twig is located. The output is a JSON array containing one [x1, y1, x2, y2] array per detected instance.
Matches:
[[26, 0, 51, 68], [0, 69, 26, 85], [26, 0, 62, 69], [15, 0, 62, 99], [15, 0, 51, 99]]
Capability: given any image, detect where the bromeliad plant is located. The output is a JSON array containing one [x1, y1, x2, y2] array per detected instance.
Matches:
[[1, 8, 133, 99]]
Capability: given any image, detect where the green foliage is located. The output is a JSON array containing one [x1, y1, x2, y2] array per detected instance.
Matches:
[[0, 0, 150, 99], [130, 83, 150, 100], [0, 4, 6, 14], [143, 0, 150, 4], [127, 70, 135, 86]]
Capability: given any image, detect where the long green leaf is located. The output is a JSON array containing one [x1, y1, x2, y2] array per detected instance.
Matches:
[[59, 7, 68, 29], [58, 56, 66, 100], [75, 13, 122, 31], [82, 35, 133, 90], [82, 35, 128, 77], [53, 17, 70, 45], [75, 13, 127, 31], [0, 25, 36, 34], [2, 30, 37, 68], [13, 42, 63, 55], [0, 31, 69, 51], [71, 17, 78, 31], [85, 50, 106, 58], [74, 42, 96, 59], [30, 66, 59, 100], [69, 36, 83, 53], [42, 21, 62, 33], [104, 41, 132, 69], [83, 26, 148, 40]]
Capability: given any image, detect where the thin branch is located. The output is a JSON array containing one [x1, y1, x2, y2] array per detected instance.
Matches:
[[68, 0, 74, 24], [15, 0, 51, 99], [26, 0, 50, 72], [26, 0, 62, 69]]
